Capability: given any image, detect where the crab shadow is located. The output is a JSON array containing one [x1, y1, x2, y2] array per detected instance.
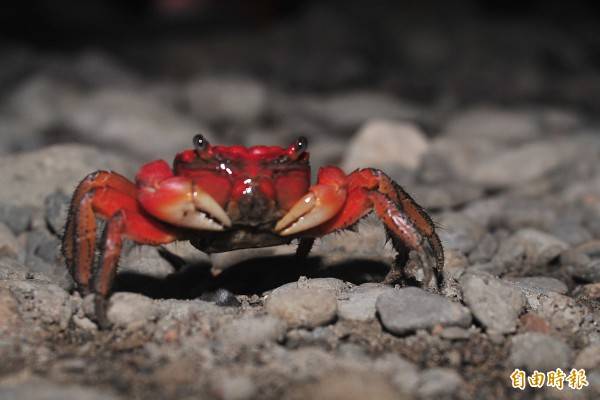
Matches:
[[113, 255, 390, 300]]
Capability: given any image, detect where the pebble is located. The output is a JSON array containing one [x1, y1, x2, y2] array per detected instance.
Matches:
[[0, 204, 34, 234], [0, 222, 22, 259], [522, 292, 585, 335], [0, 257, 34, 281], [376, 287, 472, 335], [0, 379, 122, 400], [2, 280, 74, 330], [0, 144, 134, 210], [215, 315, 287, 347], [337, 283, 395, 322], [299, 91, 420, 130], [573, 344, 600, 370], [341, 119, 429, 172], [462, 140, 581, 188], [44, 190, 70, 235], [0, 287, 21, 334], [209, 373, 257, 400], [504, 276, 568, 295], [107, 292, 159, 330], [274, 277, 348, 296], [436, 212, 485, 254], [265, 287, 337, 329], [518, 313, 551, 334], [460, 272, 525, 333], [284, 370, 404, 400], [575, 282, 600, 300], [119, 245, 175, 279], [186, 76, 267, 124], [416, 367, 464, 398], [444, 107, 540, 143], [200, 288, 241, 307], [65, 89, 198, 161], [509, 332, 572, 371]]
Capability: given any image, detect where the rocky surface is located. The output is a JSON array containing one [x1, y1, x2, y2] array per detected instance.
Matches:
[[1, 3, 600, 399]]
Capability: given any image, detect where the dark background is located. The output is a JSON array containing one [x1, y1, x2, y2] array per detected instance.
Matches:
[[1, 0, 599, 110]]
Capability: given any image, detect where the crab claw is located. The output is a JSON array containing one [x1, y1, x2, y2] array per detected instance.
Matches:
[[139, 177, 231, 231], [275, 184, 346, 235]]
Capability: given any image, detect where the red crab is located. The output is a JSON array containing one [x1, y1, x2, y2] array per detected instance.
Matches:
[[62, 135, 444, 323]]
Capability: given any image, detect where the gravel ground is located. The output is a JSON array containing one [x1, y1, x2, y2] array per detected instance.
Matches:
[[1, 3, 600, 399]]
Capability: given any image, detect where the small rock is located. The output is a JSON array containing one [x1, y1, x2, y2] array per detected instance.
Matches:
[[299, 91, 420, 130], [574, 345, 600, 370], [0, 288, 21, 334], [200, 288, 241, 307], [0, 257, 33, 280], [440, 326, 472, 340], [0, 204, 34, 234], [372, 354, 420, 395], [460, 272, 526, 334], [444, 107, 540, 143], [509, 332, 572, 371], [0, 379, 121, 400], [0, 222, 22, 259], [462, 140, 581, 188], [284, 370, 403, 400], [265, 287, 337, 329], [0, 144, 134, 210], [186, 76, 267, 123], [437, 213, 485, 254], [26, 229, 60, 264], [416, 367, 463, 398], [337, 283, 395, 322], [519, 313, 551, 334], [376, 287, 472, 335], [561, 248, 600, 283], [209, 373, 257, 400], [575, 282, 600, 300], [44, 190, 70, 235], [107, 292, 158, 330], [2, 280, 73, 330], [504, 276, 568, 295], [493, 229, 568, 273], [274, 277, 348, 296], [524, 292, 585, 336], [341, 119, 429, 172], [119, 245, 175, 279], [216, 315, 286, 347], [468, 233, 499, 263]]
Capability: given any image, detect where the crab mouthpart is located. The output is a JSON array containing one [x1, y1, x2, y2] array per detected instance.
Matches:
[[275, 185, 346, 235]]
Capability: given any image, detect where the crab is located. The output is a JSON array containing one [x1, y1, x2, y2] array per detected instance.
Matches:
[[62, 135, 444, 325]]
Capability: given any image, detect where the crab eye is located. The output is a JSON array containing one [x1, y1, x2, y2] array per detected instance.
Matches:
[[295, 136, 308, 153], [193, 134, 208, 151]]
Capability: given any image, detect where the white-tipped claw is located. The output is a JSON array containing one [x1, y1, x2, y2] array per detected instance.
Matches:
[[193, 186, 232, 227], [275, 185, 346, 235]]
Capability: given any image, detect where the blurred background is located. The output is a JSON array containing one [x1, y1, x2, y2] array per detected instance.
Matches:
[[1, 0, 599, 164]]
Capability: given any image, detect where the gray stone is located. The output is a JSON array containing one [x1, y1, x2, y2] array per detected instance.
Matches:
[[0, 379, 121, 400], [2, 280, 73, 330], [573, 345, 600, 370], [372, 354, 420, 395], [26, 229, 60, 264], [44, 190, 70, 235], [416, 367, 463, 398], [468, 233, 499, 264], [0, 204, 34, 234], [440, 326, 472, 340], [504, 276, 568, 295], [444, 107, 540, 143], [209, 373, 257, 400], [186, 76, 267, 124], [0, 144, 134, 210], [341, 119, 429, 172], [437, 213, 485, 254], [337, 284, 395, 322], [215, 315, 287, 347], [509, 333, 572, 371], [298, 91, 420, 130], [376, 287, 472, 335], [525, 292, 586, 336], [0, 222, 22, 259], [65, 89, 200, 161], [274, 277, 348, 296], [0, 257, 34, 281], [462, 140, 581, 188], [119, 245, 175, 279], [460, 272, 526, 333], [265, 287, 337, 329], [107, 292, 159, 330]]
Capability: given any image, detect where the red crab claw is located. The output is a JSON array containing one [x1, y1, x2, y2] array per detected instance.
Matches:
[[137, 161, 231, 230], [275, 169, 347, 235]]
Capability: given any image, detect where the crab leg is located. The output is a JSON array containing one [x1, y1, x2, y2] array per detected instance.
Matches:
[[276, 167, 444, 287], [63, 170, 178, 295]]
